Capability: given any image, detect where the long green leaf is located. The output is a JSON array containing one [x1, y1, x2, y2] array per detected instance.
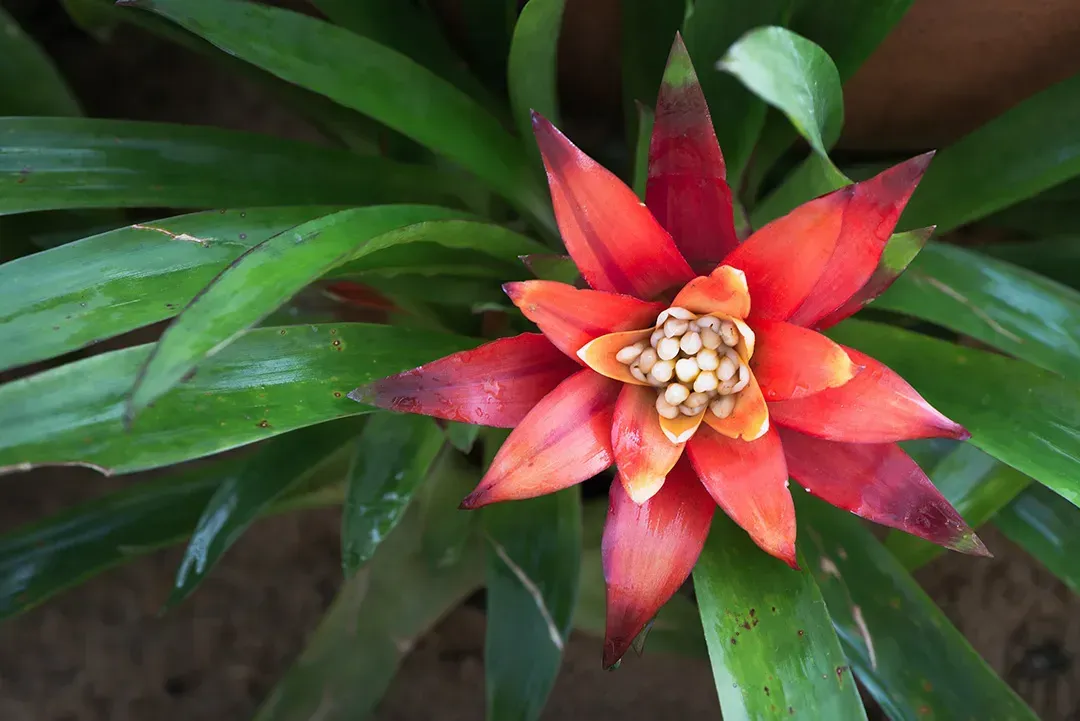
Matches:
[[484, 489, 580, 721], [508, 0, 567, 168], [341, 413, 445, 574], [0, 323, 475, 475], [0, 6, 81, 117], [874, 243, 1080, 379], [620, 0, 687, 127], [126, 205, 482, 416], [254, 501, 483, 721], [682, 1, 794, 185], [885, 445, 1031, 570], [799, 495, 1039, 721], [126, 0, 550, 227], [167, 419, 364, 606], [0, 207, 333, 372], [980, 237, 1080, 289], [309, 0, 495, 111], [0, 118, 458, 215], [420, 450, 480, 570], [0, 452, 349, 620], [693, 512, 867, 720], [719, 26, 842, 158], [995, 484, 1080, 593], [829, 321, 1080, 507], [460, 0, 517, 92], [902, 73, 1080, 232]]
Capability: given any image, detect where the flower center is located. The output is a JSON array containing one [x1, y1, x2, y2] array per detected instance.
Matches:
[[615, 306, 750, 421]]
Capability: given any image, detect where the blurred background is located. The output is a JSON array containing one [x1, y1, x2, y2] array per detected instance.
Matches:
[[1, 0, 1079, 719]]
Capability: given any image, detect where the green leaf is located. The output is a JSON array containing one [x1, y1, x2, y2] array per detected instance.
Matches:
[[0, 452, 348, 620], [126, 205, 488, 417], [693, 512, 867, 721], [885, 445, 1031, 570], [799, 495, 1039, 721], [621, 0, 687, 129], [683, 1, 794, 184], [632, 102, 655, 200], [873, 242, 1080, 379], [508, 0, 567, 169], [901, 73, 1080, 232], [309, 0, 495, 112], [342, 413, 445, 574], [419, 450, 480, 570], [0, 118, 457, 215], [484, 489, 580, 721], [829, 320, 1080, 507], [445, 421, 481, 454], [995, 484, 1080, 593], [0, 207, 334, 373], [980, 237, 1080, 289], [126, 0, 551, 227], [719, 26, 843, 159], [0, 323, 475, 475], [574, 548, 707, 659], [168, 419, 364, 606], [254, 499, 483, 721], [0, 6, 81, 117]]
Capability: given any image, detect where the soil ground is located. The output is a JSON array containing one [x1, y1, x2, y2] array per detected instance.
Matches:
[[0, 3, 1077, 719]]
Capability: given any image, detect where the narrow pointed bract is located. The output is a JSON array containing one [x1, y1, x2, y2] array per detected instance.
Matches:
[[769, 346, 969, 443], [350, 333, 577, 427], [602, 459, 714, 668], [779, 428, 989, 555], [687, 426, 796, 567], [460, 369, 619, 508], [532, 112, 696, 299], [646, 34, 739, 265], [612, 385, 685, 503], [788, 154, 934, 327], [750, 320, 860, 401], [504, 281, 664, 360]]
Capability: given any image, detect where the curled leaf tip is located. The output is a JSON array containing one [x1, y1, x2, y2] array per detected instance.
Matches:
[[951, 530, 993, 558], [345, 386, 373, 405], [458, 488, 490, 510]]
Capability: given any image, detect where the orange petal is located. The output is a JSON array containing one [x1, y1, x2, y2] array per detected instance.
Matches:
[[532, 112, 696, 299], [658, 409, 705, 444], [460, 369, 620, 508], [723, 185, 854, 321], [646, 35, 738, 265], [504, 280, 664, 360], [778, 428, 989, 555], [670, 266, 750, 318], [768, 346, 969, 443], [602, 458, 714, 667], [576, 328, 653, 386], [702, 374, 769, 441], [788, 154, 933, 327], [751, 320, 860, 401], [686, 425, 796, 567], [350, 333, 577, 427], [612, 385, 685, 503]]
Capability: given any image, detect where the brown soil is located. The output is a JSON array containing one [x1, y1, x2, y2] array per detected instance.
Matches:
[[0, 3, 1076, 720]]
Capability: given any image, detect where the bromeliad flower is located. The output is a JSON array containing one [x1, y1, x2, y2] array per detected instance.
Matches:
[[351, 36, 988, 667]]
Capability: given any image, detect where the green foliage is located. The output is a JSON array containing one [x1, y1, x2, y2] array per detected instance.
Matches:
[[2, 2, 1079, 719]]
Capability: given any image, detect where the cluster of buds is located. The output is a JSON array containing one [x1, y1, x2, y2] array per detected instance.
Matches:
[[614, 307, 750, 421]]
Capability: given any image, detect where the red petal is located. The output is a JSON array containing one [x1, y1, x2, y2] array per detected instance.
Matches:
[[669, 266, 750, 318], [788, 155, 934, 327], [778, 428, 989, 554], [687, 425, 796, 566], [769, 346, 969, 443], [460, 369, 619, 507], [602, 458, 714, 667], [612, 384, 686, 503], [751, 320, 860, 401], [723, 186, 854, 321], [576, 328, 653, 386], [350, 333, 577, 427], [814, 227, 935, 330], [532, 112, 695, 299], [646, 35, 738, 266], [504, 280, 664, 360]]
